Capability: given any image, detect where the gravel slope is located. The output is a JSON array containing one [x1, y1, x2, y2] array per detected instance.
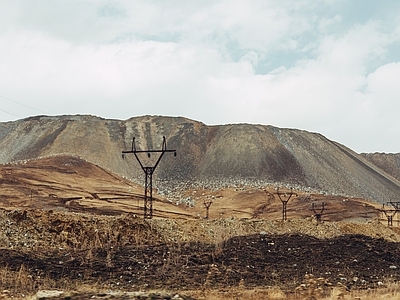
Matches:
[[0, 115, 398, 203]]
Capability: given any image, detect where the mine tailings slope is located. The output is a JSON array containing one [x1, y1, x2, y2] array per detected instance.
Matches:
[[0, 114, 398, 203], [361, 152, 400, 182]]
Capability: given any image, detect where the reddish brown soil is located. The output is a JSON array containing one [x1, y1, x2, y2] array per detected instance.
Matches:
[[0, 156, 193, 218], [1, 156, 400, 298], [0, 156, 389, 223]]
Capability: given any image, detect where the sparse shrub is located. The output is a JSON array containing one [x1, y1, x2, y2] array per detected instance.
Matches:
[[203, 264, 221, 290], [0, 265, 35, 297], [295, 274, 333, 299]]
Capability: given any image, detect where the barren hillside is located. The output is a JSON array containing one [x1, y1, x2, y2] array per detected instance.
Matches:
[[0, 155, 193, 218], [361, 153, 400, 181], [0, 115, 399, 203]]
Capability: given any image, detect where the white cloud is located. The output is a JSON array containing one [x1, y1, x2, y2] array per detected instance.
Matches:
[[365, 62, 400, 119], [0, 0, 400, 152], [318, 15, 343, 32]]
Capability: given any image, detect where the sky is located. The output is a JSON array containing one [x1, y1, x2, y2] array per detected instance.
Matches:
[[0, 0, 400, 153]]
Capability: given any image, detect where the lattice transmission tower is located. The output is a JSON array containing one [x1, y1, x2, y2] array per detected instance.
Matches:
[[122, 136, 176, 219]]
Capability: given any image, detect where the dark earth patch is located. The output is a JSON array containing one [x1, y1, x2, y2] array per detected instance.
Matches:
[[1, 234, 399, 292]]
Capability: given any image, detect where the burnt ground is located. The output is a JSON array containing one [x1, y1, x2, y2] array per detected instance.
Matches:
[[0, 156, 399, 298], [1, 232, 400, 293], [1, 207, 400, 299]]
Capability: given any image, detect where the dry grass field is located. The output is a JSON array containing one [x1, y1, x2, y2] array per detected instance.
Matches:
[[0, 156, 400, 299]]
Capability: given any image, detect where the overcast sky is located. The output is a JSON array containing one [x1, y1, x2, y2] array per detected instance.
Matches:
[[1, 1, 399, 153]]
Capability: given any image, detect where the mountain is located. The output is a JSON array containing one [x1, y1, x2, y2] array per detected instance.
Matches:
[[0, 114, 398, 203]]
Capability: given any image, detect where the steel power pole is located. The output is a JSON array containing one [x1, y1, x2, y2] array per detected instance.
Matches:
[[203, 198, 213, 219], [380, 201, 400, 227], [275, 187, 297, 221], [122, 136, 176, 219], [311, 202, 327, 223]]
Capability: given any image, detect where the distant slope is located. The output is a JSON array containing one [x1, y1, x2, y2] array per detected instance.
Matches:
[[360, 153, 400, 182], [0, 115, 399, 203]]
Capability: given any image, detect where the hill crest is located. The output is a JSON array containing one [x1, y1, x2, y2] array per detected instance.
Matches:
[[0, 114, 398, 203]]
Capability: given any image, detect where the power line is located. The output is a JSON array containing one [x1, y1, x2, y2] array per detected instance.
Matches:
[[0, 107, 24, 118], [0, 94, 48, 115]]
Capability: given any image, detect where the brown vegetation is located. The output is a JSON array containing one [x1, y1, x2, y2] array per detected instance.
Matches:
[[0, 155, 399, 299], [1, 207, 400, 299]]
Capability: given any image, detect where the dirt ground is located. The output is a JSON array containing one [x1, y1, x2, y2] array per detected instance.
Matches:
[[1, 156, 400, 299], [3, 230, 400, 290], [1, 209, 400, 298], [0, 155, 391, 223]]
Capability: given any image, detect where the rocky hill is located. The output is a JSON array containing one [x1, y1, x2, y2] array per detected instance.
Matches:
[[0, 115, 399, 203], [361, 152, 400, 182]]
